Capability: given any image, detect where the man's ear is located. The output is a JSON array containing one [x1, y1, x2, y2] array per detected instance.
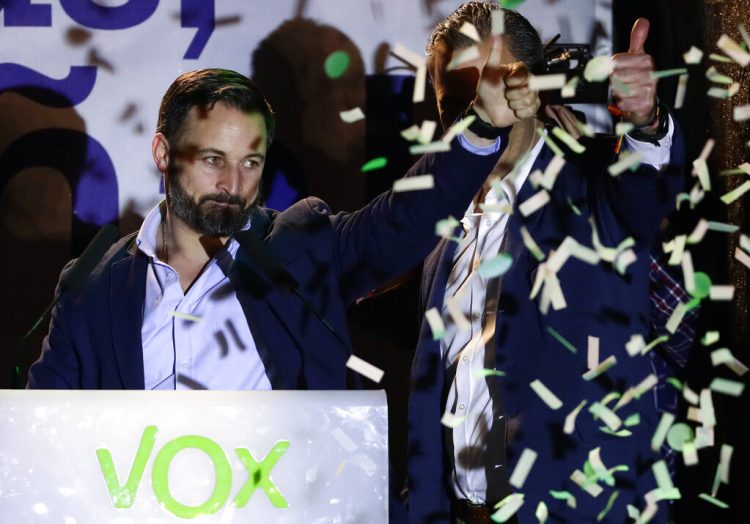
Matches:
[[152, 133, 169, 173]]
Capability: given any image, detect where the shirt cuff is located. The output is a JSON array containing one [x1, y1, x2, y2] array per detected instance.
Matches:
[[623, 113, 674, 171], [457, 132, 502, 156]]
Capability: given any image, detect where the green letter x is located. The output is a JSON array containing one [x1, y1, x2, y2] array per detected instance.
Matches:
[[233, 440, 289, 508]]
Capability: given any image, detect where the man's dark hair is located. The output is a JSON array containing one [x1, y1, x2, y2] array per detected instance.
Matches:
[[426, 1, 544, 74], [156, 68, 276, 147]]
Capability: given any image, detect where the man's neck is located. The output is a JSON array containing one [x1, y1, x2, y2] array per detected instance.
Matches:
[[488, 117, 542, 181]]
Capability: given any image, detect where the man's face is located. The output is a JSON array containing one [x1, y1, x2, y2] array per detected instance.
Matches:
[[162, 102, 267, 237], [430, 38, 519, 130]]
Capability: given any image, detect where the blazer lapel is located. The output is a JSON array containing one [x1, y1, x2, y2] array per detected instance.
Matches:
[[109, 247, 147, 389]]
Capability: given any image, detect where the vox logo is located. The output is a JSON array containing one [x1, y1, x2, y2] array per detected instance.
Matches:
[[95, 426, 289, 518]]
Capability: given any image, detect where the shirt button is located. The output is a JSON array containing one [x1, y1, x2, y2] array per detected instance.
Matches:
[[181, 362, 188, 369], [471, 313, 481, 321], [462, 355, 468, 362], [458, 404, 466, 411]]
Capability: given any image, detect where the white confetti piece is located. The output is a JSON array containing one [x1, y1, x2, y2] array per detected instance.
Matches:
[[710, 378, 745, 397], [442, 114, 476, 143], [519, 189, 550, 216], [651, 412, 675, 452], [562, 76, 580, 98], [720, 180, 750, 204], [665, 302, 689, 334], [540, 154, 565, 191], [530, 379, 563, 410], [425, 307, 445, 340], [687, 219, 709, 244], [683, 385, 699, 405], [583, 56, 614, 82], [587, 336, 599, 370], [409, 141, 451, 154], [625, 334, 646, 357], [582, 355, 617, 381], [413, 64, 427, 103], [393, 174, 434, 192], [734, 104, 750, 122], [615, 122, 635, 136], [536, 501, 548, 524], [401, 124, 420, 141], [509, 448, 538, 488], [391, 42, 425, 68], [717, 34, 750, 67], [169, 311, 202, 322], [520, 226, 545, 261], [446, 295, 471, 332], [608, 151, 643, 177], [528, 73, 567, 91], [711, 348, 749, 376], [700, 388, 717, 427], [675, 74, 688, 109], [492, 493, 525, 522], [418, 120, 437, 144], [345, 355, 384, 383], [563, 400, 588, 435], [668, 235, 687, 266], [682, 251, 695, 294], [692, 158, 711, 191], [491, 10, 504, 35], [683, 441, 699, 466], [478, 252, 513, 278], [446, 45, 480, 71], [440, 411, 466, 428], [734, 246, 750, 270], [709, 285, 734, 301], [339, 107, 365, 123], [330, 427, 358, 452], [720, 444, 734, 484], [570, 469, 603, 497], [552, 126, 586, 153], [683, 46, 703, 64], [653, 460, 676, 493], [459, 21, 481, 42], [589, 402, 622, 431]]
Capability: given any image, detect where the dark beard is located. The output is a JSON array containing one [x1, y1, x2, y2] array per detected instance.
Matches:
[[166, 169, 255, 237]]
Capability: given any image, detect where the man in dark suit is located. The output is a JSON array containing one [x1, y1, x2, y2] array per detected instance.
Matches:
[[403, 4, 686, 523], [27, 64, 540, 395]]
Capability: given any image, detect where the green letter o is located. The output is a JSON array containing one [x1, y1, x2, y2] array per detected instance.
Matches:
[[151, 435, 232, 518]]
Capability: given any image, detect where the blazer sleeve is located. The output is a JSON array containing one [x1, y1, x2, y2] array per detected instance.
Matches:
[[331, 136, 504, 305]]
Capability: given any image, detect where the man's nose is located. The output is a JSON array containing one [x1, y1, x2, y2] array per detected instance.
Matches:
[[217, 164, 241, 194]]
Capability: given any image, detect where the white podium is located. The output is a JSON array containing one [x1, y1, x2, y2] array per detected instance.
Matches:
[[0, 390, 388, 523]]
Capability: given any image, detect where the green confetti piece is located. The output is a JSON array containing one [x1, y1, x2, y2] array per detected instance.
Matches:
[[707, 221, 740, 233], [567, 197, 582, 216], [699, 493, 729, 509], [720, 180, 750, 204], [598, 427, 632, 437], [491, 493, 525, 523], [641, 335, 669, 355], [666, 423, 694, 452], [590, 402, 622, 431], [650, 68, 688, 79], [499, 0, 525, 8], [549, 490, 575, 500], [583, 355, 617, 381], [361, 157, 388, 172], [546, 326, 578, 353], [475, 368, 507, 378], [710, 378, 745, 397], [609, 465, 630, 474], [711, 462, 722, 497], [535, 501, 548, 524], [708, 53, 733, 63], [651, 412, 675, 452], [719, 167, 749, 176], [478, 252, 513, 278], [530, 379, 563, 410], [552, 126, 586, 154], [624, 413, 641, 427], [600, 391, 621, 408], [653, 460, 675, 492], [537, 128, 565, 158], [324, 50, 350, 79], [597, 490, 620, 522], [666, 377, 683, 390], [690, 272, 712, 299]]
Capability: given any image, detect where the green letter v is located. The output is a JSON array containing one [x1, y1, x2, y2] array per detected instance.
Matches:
[[96, 425, 158, 508]]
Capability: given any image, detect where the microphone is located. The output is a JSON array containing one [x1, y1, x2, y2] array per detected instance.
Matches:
[[234, 230, 351, 357], [13, 223, 119, 388]]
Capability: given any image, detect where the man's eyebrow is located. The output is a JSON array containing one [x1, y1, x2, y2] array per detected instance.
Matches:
[[196, 147, 226, 156]]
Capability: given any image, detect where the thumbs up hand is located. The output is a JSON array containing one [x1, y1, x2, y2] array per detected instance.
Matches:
[[611, 18, 658, 128]]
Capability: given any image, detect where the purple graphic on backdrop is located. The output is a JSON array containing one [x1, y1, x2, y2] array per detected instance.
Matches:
[[0, 64, 97, 107]]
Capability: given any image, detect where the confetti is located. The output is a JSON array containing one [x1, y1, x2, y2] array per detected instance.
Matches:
[[699, 493, 729, 509], [583, 56, 614, 82], [330, 427, 358, 452], [535, 501, 548, 524], [520, 226, 546, 261], [409, 141, 451, 155], [651, 412, 676, 452], [692, 158, 711, 191], [706, 221, 739, 233], [361, 157, 388, 172], [324, 50, 350, 79], [442, 114, 476, 143], [413, 64, 427, 103], [478, 252, 513, 278], [708, 53, 733, 64], [459, 22, 481, 42], [446, 295, 471, 331], [562, 76, 580, 98], [711, 348, 749, 376], [475, 368, 506, 378], [509, 448, 538, 488], [720, 444, 734, 484], [401, 124, 420, 141], [710, 378, 745, 397], [667, 235, 686, 266], [682, 251, 696, 294], [709, 285, 734, 301], [702, 331, 720, 346], [582, 355, 617, 381], [608, 151, 643, 177], [587, 336, 600, 370], [537, 127, 565, 157], [345, 355, 384, 383], [393, 175, 435, 192], [700, 388, 717, 427], [425, 308, 445, 340], [440, 411, 466, 428], [564, 400, 588, 435], [683, 385, 699, 405], [675, 74, 688, 109], [589, 402, 621, 431], [653, 460, 678, 499], [528, 73, 567, 91], [339, 107, 365, 123], [717, 34, 750, 66], [615, 122, 635, 136], [666, 423, 693, 452], [734, 104, 750, 122], [519, 189, 550, 216], [625, 334, 646, 357], [650, 68, 687, 79], [491, 10, 504, 35], [169, 311, 202, 322], [546, 326, 577, 354], [530, 379, 563, 410], [391, 42, 425, 68], [570, 469, 603, 497], [552, 127, 586, 154], [435, 216, 460, 239], [540, 154, 566, 191], [683, 46, 703, 64], [447, 45, 481, 71], [417, 120, 438, 144], [491, 493, 525, 523], [705, 66, 734, 85], [499, 0, 525, 8], [597, 491, 620, 522]]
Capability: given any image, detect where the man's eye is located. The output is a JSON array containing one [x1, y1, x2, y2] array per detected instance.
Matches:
[[241, 158, 261, 169], [204, 156, 222, 167]]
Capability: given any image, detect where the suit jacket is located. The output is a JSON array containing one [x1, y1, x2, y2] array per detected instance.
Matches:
[[27, 140, 504, 391], [406, 127, 686, 523]]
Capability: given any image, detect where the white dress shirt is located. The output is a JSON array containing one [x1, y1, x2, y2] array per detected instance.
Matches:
[[442, 117, 675, 503], [136, 203, 272, 391]]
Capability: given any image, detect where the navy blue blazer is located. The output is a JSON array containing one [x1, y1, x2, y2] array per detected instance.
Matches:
[[27, 140, 504, 390], [405, 127, 686, 523]]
